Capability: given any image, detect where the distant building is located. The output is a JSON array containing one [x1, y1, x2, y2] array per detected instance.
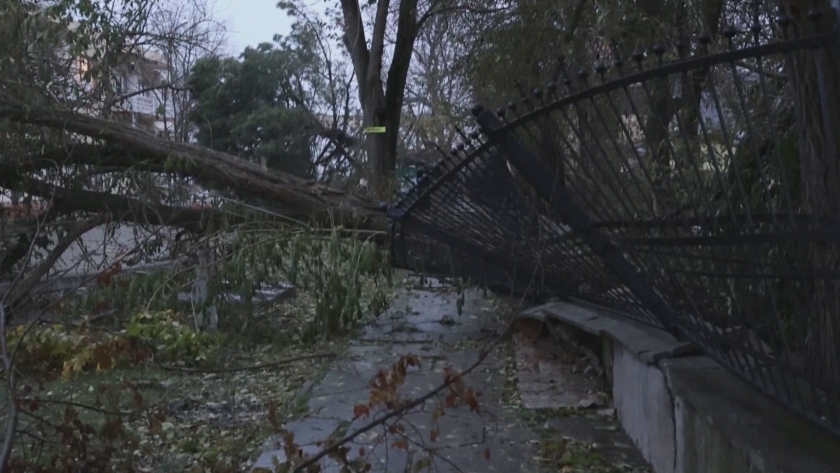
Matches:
[[63, 20, 177, 136], [107, 49, 177, 137]]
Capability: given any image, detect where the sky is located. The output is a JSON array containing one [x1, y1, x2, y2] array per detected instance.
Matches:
[[213, 0, 320, 55]]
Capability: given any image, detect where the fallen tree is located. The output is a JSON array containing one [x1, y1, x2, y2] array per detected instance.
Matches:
[[0, 94, 396, 321], [0, 95, 391, 228]]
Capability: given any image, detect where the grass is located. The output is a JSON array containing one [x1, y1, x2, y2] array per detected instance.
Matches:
[[4, 293, 363, 472]]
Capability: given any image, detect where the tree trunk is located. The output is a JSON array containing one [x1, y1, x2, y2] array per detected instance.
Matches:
[[784, 0, 840, 384], [361, 85, 393, 194], [340, 0, 418, 197], [0, 97, 391, 236]]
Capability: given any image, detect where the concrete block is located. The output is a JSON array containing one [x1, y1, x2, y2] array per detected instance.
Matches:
[[612, 343, 676, 473]]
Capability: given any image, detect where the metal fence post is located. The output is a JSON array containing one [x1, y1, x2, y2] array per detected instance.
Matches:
[[474, 107, 681, 334]]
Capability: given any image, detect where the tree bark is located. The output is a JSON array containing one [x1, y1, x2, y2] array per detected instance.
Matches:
[[340, 0, 419, 195], [0, 96, 390, 231]]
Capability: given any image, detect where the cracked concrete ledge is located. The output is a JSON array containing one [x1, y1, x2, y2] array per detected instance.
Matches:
[[521, 302, 840, 473]]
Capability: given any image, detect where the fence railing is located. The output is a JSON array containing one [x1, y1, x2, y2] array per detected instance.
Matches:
[[391, 6, 840, 437]]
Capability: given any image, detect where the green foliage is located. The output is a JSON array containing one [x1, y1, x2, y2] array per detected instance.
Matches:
[[215, 227, 393, 340], [125, 311, 220, 362], [7, 310, 219, 379], [7, 324, 148, 379], [65, 224, 393, 340], [188, 43, 318, 177], [461, 0, 682, 103]]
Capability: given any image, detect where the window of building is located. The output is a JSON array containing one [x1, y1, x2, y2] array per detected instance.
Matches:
[[112, 74, 124, 95]]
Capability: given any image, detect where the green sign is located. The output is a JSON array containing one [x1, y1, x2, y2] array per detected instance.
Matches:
[[364, 126, 386, 134]]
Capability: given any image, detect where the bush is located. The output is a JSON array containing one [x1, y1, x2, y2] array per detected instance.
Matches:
[[124, 310, 220, 362], [7, 324, 148, 379]]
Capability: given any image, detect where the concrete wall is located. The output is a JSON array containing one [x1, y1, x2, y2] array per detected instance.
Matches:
[[525, 302, 840, 473], [612, 343, 676, 473]]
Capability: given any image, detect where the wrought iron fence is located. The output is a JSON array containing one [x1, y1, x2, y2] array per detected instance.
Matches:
[[390, 6, 840, 437]]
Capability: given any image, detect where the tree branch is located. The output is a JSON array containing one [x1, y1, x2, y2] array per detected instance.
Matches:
[[0, 96, 389, 228], [339, 0, 372, 106], [4, 218, 102, 312], [151, 351, 337, 373], [368, 0, 392, 85]]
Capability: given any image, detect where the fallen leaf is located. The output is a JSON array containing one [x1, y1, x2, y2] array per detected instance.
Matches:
[[445, 393, 456, 408], [594, 425, 618, 432], [412, 458, 432, 472], [353, 404, 370, 419], [467, 394, 479, 413], [483, 448, 491, 460]]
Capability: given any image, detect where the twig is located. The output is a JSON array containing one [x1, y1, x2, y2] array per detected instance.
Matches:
[[291, 259, 538, 473], [292, 323, 513, 472], [3, 218, 103, 313], [20, 398, 139, 417], [151, 352, 337, 373]]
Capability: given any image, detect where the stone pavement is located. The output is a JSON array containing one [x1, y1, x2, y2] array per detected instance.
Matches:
[[249, 284, 649, 473]]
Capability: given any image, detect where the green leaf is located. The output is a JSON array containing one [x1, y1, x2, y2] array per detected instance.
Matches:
[[412, 457, 432, 472]]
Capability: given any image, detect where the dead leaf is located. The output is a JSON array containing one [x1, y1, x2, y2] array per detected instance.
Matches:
[[445, 392, 456, 408], [353, 404, 370, 419]]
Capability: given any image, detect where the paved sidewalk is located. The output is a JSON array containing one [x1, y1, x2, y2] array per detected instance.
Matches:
[[250, 285, 649, 473]]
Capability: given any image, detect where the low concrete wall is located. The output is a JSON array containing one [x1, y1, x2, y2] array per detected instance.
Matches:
[[521, 302, 840, 473], [612, 343, 676, 473]]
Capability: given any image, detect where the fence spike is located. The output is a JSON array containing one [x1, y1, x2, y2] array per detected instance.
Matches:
[[676, 37, 687, 58], [724, 25, 739, 47], [653, 42, 666, 57], [453, 125, 472, 145], [632, 48, 646, 70], [611, 42, 624, 71], [595, 61, 607, 78], [775, 9, 791, 29], [577, 69, 589, 83], [632, 48, 645, 62]]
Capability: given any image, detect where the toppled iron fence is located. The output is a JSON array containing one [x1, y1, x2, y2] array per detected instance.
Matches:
[[391, 7, 840, 437]]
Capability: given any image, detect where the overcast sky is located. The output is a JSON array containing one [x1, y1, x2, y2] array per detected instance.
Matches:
[[214, 0, 324, 55]]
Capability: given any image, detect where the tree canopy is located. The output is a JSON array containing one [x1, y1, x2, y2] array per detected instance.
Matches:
[[189, 44, 318, 177]]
